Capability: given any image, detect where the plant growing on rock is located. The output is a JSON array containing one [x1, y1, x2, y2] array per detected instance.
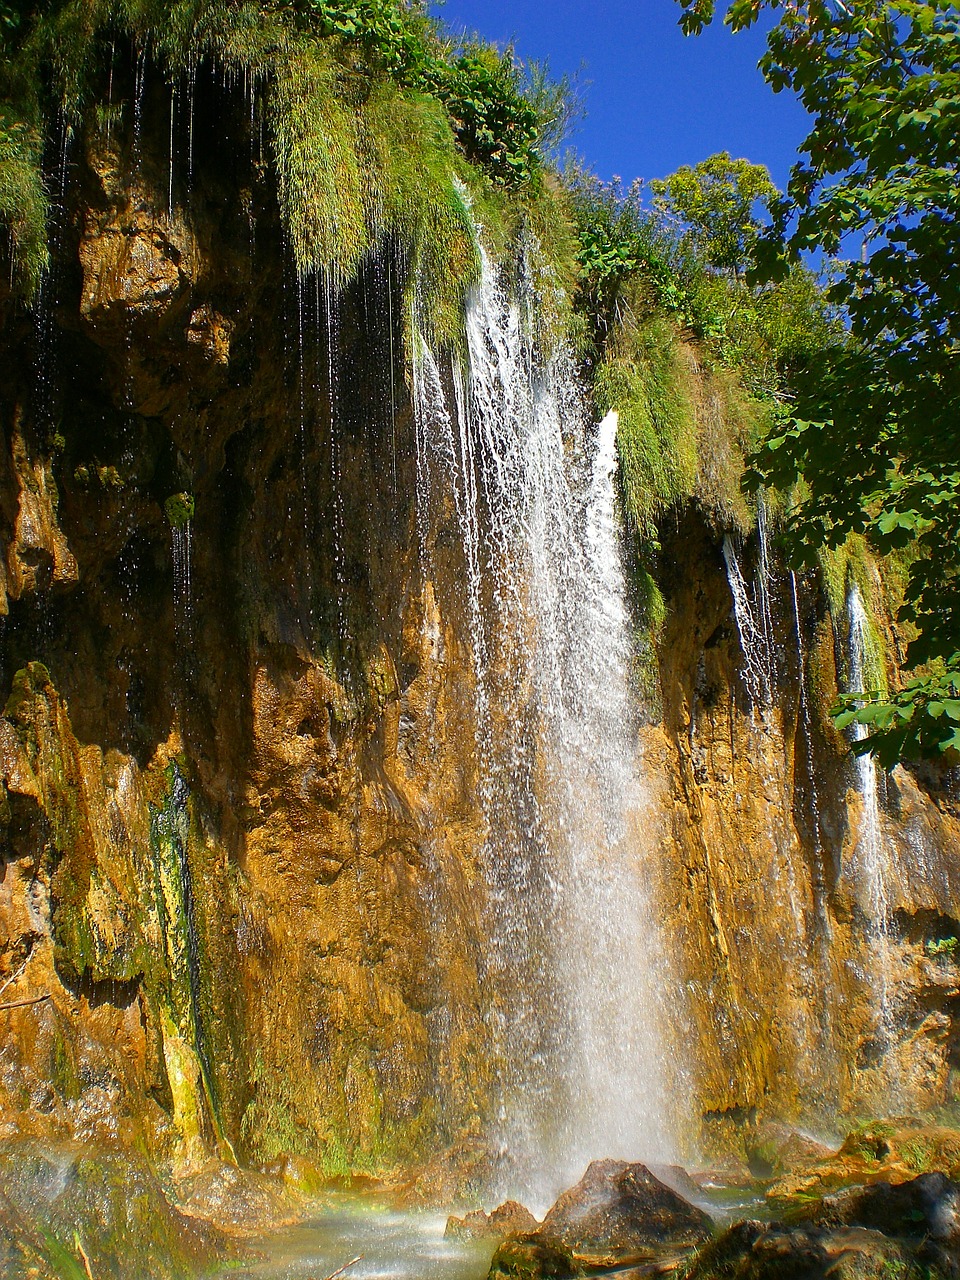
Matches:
[[0, 0, 575, 347]]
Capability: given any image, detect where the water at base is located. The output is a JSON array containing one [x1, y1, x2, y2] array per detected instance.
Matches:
[[212, 1199, 493, 1280]]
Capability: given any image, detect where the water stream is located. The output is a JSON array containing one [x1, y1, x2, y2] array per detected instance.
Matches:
[[845, 584, 894, 1040], [414, 246, 680, 1208]]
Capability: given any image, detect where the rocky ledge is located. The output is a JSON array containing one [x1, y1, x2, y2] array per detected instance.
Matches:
[[471, 1127, 960, 1280]]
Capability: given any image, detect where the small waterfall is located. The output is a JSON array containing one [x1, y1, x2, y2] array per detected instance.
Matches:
[[171, 519, 193, 646], [722, 528, 775, 711], [415, 245, 680, 1206], [845, 584, 894, 1036]]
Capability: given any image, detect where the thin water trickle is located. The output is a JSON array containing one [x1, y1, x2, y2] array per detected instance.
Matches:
[[322, 273, 347, 645], [172, 520, 194, 672], [168, 87, 176, 220], [722, 531, 773, 712]]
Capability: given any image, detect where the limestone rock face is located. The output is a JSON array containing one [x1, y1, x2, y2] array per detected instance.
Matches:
[[538, 1160, 712, 1265], [648, 512, 960, 1148]]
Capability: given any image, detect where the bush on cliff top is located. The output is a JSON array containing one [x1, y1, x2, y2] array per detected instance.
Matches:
[[0, 0, 573, 343]]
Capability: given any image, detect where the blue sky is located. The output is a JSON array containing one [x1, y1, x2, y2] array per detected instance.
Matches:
[[432, 0, 811, 193]]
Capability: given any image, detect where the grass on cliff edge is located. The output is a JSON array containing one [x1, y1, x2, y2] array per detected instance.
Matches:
[[0, 0, 577, 346]]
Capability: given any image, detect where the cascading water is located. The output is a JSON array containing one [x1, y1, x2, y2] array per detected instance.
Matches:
[[845, 584, 894, 1038], [722, 529, 774, 711], [414, 245, 681, 1207]]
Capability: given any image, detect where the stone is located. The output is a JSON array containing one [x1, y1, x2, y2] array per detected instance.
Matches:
[[174, 1159, 308, 1237], [684, 1218, 957, 1280], [446, 1200, 540, 1239], [768, 1124, 960, 1207], [487, 1234, 579, 1279], [811, 1171, 960, 1243], [537, 1160, 712, 1266], [744, 1121, 834, 1179]]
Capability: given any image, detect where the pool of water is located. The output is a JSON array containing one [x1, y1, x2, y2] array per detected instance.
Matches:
[[215, 1200, 497, 1280]]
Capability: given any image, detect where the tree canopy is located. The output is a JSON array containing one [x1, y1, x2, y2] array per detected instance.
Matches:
[[679, 0, 960, 766], [649, 151, 777, 276]]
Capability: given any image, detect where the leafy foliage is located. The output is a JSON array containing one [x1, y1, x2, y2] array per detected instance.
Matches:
[[0, 0, 569, 330], [567, 163, 835, 396], [277, 0, 545, 184], [649, 150, 777, 276], [679, 0, 960, 764]]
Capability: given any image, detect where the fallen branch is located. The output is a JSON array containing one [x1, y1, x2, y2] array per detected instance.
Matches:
[[320, 1257, 363, 1280], [0, 993, 50, 1011], [75, 1234, 95, 1280], [0, 955, 30, 999]]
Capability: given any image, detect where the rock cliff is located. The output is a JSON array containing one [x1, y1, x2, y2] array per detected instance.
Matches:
[[0, 58, 957, 1207]]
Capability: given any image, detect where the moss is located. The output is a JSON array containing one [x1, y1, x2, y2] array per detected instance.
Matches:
[[0, 112, 48, 295], [148, 762, 240, 1161], [839, 1119, 896, 1163], [597, 317, 698, 538], [164, 491, 195, 528]]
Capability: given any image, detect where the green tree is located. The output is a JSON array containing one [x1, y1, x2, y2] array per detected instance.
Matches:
[[679, 0, 960, 766], [650, 150, 777, 276]]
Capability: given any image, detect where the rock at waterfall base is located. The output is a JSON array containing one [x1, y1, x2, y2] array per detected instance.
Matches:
[[487, 1234, 579, 1279], [446, 1200, 540, 1240], [809, 1170, 960, 1242], [536, 1160, 713, 1266], [684, 1218, 958, 1280], [767, 1123, 960, 1206]]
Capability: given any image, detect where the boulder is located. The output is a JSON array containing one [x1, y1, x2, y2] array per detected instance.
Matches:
[[684, 1217, 958, 1280], [487, 1234, 579, 1279], [744, 1121, 834, 1179], [446, 1200, 540, 1240], [811, 1171, 960, 1243], [684, 1220, 921, 1280], [538, 1160, 712, 1266]]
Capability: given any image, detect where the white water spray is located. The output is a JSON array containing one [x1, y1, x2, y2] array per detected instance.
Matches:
[[845, 584, 894, 1041], [414, 246, 680, 1206]]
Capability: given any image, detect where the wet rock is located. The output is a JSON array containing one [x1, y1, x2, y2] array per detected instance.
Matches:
[[768, 1123, 960, 1207], [487, 1234, 579, 1279], [691, 1218, 916, 1280], [174, 1158, 309, 1237], [744, 1121, 834, 1179], [446, 1199, 540, 1239], [0, 1141, 237, 1279], [538, 1160, 712, 1266], [684, 1217, 956, 1280], [810, 1171, 960, 1243]]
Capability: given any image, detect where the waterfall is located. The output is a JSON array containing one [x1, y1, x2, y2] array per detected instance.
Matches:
[[722, 529, 775, 711], [845, 584, 894, 1043], [415, 245, 680, 1206]]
